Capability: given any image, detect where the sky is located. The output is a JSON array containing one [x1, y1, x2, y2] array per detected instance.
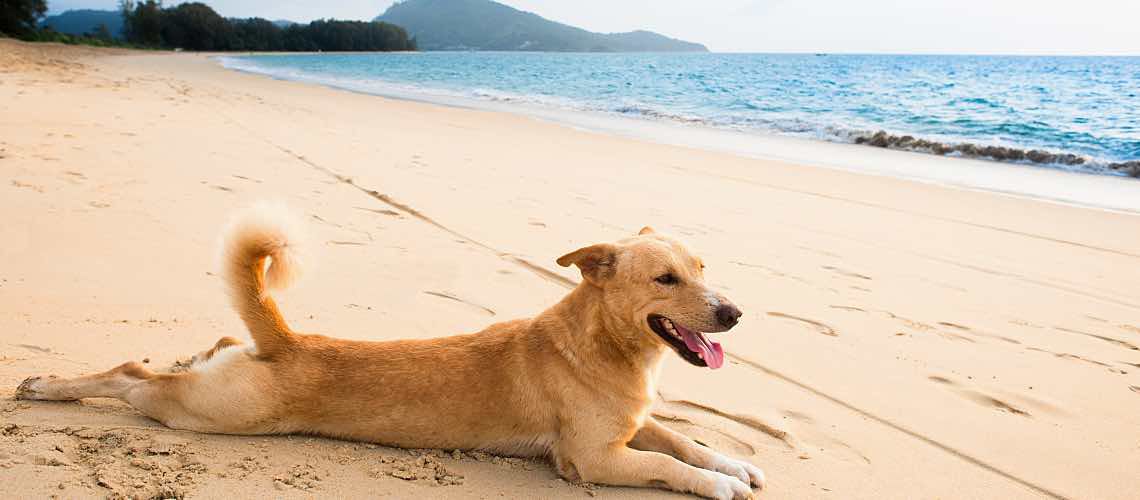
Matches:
[[48, 0, 1140, 55]]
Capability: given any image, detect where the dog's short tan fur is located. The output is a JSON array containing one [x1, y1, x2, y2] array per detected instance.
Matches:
[[15, 205, 764, 499]]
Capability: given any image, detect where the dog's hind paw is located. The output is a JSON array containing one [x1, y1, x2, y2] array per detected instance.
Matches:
[[14, 375, 58, 400]]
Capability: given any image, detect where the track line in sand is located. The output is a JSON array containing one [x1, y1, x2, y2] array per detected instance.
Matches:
[[217, 109, 1069, 500], [309, 156, 578, 290], [338, 176, 578, 289], [423, 291, 496, 316]]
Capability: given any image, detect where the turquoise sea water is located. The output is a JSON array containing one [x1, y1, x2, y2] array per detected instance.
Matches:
[[220, 52, 1140, 177]]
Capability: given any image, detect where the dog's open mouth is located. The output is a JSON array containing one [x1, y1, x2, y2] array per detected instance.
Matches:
[[648, 314, 725, 369]]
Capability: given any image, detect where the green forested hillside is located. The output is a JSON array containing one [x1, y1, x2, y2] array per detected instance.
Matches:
[[376, 0, 707, 52], [41, 9, 124, 39]]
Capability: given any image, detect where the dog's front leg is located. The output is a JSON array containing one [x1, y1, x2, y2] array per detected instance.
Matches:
[[557, 443, 753, 500], [630, 417, 765, 490]]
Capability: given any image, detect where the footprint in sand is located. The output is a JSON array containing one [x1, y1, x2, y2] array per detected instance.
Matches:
[[828, 305, 866, 313], [1053, 327, 1139, 351], [833, 304, 958, 343], [14, 344, 54, 354], [62, 170, 86, 182], [1026, 347, 1111, 368], [767, 312, 837, 337], [853, 309, 939, 333], [937, 321, 1021, 344], [10, 180, 45, 193], [730, 261, 812, 286], [928, 375, 1035, 417], [821, 265, 872, 281], [354, 206, 402, 218]]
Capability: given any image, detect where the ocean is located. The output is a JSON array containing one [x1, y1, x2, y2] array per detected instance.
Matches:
[[218, 52, 1140, 179]]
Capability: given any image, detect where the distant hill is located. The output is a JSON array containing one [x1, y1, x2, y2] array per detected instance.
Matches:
[[376, 0, 707, 52], [40, 12, 306, 43], [42, 9, 124, 39]]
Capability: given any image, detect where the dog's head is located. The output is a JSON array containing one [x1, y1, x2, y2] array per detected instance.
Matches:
[[556, 227, 742, 369]]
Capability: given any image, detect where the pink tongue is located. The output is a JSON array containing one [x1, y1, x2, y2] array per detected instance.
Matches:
[[677, 324, 725, 369]]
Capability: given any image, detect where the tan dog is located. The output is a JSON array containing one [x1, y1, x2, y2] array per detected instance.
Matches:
[[15, 205, 764, 499]]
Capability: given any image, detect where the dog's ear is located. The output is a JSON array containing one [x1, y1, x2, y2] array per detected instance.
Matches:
[[557, 243, 618, 286], [638, 226, 656, 235]]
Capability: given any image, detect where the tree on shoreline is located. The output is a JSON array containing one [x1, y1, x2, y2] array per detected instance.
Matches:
[[6, 0, 415, 51], [0, 0, 48, 39], [119, 0, 162, 47], [118, 1, 416, 52]]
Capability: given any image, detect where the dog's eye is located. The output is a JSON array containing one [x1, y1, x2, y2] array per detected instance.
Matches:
[[655, 273, 679, 285]]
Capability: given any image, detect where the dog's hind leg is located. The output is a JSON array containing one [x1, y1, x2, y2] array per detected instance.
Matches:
[[16, 351, 274, 434], [16, 361, 158, 402], [15, 335, 243, 404]]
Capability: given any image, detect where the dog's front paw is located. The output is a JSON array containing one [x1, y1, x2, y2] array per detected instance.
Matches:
[[714, 456, 766, 490], [706, 471, 753, 500], [14, 375, 57, 400]]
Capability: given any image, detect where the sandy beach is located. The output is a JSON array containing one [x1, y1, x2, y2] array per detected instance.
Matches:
[[2, 39, 1139, 499]]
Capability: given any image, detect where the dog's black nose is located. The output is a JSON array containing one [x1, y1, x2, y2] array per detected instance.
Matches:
[[716, 304, 742, 328]]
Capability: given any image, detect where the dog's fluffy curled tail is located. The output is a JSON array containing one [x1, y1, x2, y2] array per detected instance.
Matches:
[[222, 202, 305, 356]]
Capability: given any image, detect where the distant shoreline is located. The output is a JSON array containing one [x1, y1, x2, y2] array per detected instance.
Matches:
[[214, 53, 1140, 215]]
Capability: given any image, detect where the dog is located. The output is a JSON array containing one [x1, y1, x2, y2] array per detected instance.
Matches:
[[15, 204, 765, 499]]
